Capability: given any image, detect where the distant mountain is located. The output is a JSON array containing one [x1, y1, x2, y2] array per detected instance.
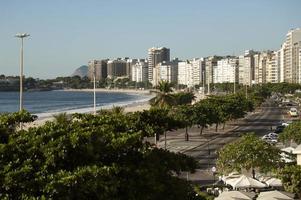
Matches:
[[72, 65, 88, 78]]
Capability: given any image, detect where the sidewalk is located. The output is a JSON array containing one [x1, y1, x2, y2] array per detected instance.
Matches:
[[156, 110, 261, 153]]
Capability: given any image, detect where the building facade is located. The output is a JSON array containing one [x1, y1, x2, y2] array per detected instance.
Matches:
[[131, 59, 148, 82], [107, 59, 127, 78], [88, 59, 108, 81], [282, 28, 301, 83], [147, 47, 170, 83], [153, 60, 178, 86], [213, 57, 238, 83]]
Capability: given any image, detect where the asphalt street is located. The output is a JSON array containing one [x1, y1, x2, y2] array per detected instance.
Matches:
[[175, 99, 286, 184]]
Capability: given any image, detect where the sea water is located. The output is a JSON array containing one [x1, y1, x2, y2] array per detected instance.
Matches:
[[0, 90, 151, 118]]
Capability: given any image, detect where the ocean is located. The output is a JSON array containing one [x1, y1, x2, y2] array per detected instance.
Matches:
[[0, 90, 151, 118]]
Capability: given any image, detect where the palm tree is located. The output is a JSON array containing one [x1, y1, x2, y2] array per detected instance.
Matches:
[[149, 81, 175, 107]]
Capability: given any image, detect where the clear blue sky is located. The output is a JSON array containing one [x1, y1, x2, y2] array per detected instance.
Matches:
[[0, 0, 300, 79]]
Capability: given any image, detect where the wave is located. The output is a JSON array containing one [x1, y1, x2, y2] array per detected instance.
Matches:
[[36, 95, 153, 120]]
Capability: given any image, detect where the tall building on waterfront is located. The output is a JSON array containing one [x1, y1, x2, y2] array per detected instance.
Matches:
[[178, 58, 204, 88], [205, 56, 222, 85], [282, 28, 301, 83], [153, 59, 178, 86], [265, 52, 279, 83], [126, 58, 138, 79], [238, 50, 258, 85], [131, 59, 148, 82], [107, 58, 127, 78], [213, 57, 238, 83], [88, 59, 108, 81], [148, 47, 170, 83]]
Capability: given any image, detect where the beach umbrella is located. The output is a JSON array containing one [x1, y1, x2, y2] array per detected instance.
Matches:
[[222, 172, 241, 182], [230, 175, 266, 189], [257, 190, 294, 200], [265, 178, 282, 187], [214, 191, 255, 200]]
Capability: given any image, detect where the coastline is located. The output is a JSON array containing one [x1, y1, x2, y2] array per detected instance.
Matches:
[[63, 88, 151, 95], [24, 94, 153, 128]]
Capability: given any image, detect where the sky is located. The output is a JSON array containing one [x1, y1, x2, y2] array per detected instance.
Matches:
[[0, 0, 300, 79]]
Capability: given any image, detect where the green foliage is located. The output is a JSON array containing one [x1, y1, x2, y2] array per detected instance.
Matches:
[[172, 92, 196, 105], [0, 110, 36, 143], [279, 121, 301, 144], [0, 111, 197, 199], [150, 81, 175, 107], [278, 165, 301, 197], [217, 133, 282, 176]]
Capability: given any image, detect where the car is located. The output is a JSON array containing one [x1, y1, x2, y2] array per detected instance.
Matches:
[[274, 125, 285, 133], [288, 108, 298, 117], [267, 132, 278, 139], [262, 135, 278, 144]]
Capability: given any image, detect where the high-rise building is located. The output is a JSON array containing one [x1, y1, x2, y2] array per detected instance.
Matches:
[[213, 57, 238, 83], [278, 46, 285, 82], [131, 59, 148, 82], [126, 58, 138, 79], [107, 58, 127, 78], [204, 56, 222, 85], [153, 60, 178, 86], [266, 52, 279, 83], [282, 28, 301, 83], [178, 58, 204, 88], [148, 47, 170, 83], [238, 50, 258, 85], [88, 59, 108, 81]]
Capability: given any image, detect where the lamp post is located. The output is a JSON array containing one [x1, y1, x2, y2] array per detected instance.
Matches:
[[93, 60, 96, 115], [15, 33, 30, 111]]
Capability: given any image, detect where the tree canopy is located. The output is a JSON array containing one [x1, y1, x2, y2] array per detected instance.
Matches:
[[216, 133, 282, 177], [279, 121, 301, 145], [0, 111, 198, 199]]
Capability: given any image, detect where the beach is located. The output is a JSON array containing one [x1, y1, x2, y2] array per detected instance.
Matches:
[[64, 88, 152, 95], [24, 91, 153, 128]]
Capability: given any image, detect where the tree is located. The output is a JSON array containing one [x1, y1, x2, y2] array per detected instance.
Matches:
[[193, 100, 215, 135], [150, 81, 175, 107], [0, 111, 198, 199], [279, 121, 301, 145], [216, 133, 282, 178], [0, 110, 36, 143], [172, 105, 195, 141], [172, 92, 196, 105], [131, 107, 180, 149], [278, 165, 301, 198]]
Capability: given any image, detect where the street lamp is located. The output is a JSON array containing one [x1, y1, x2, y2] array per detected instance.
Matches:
[[15, 33, 30, 112], [92, 60, 97, 115]]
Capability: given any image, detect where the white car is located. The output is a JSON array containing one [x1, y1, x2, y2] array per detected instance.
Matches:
[[262, 135, 277, 144], [288, 108, 298, 117], [267, 132, 278, 138]]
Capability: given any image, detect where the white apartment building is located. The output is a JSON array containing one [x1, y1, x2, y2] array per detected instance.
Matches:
[[148, 47, 170, 83], [282, 28, 301, 83], [238, 50, 257, 85], [153, 61, 178, 86], [213, 58, 238, 83], [131, 59, 148, 82], [178, 58, 204, 87], [266, 52, 279, 83]]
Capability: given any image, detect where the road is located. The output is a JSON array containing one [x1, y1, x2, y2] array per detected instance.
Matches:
[[175, 99, 285, 184]]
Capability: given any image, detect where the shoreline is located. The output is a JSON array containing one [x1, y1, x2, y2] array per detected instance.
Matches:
[[24, 96, 153, 128], [63, 88, 151, 95]]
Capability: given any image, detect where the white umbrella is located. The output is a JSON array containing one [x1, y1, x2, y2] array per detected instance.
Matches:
[[265, 178, 282, 187], [214, 191, 255, 200], [230, 175, 266, 189], [222, 172, 241, 182], [257, 190, 294, 200]]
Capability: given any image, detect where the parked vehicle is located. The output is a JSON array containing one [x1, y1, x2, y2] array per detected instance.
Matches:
[[262, 135, 278, 144], [274, 125, 285, 133], [288, 108, 298, 117]]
